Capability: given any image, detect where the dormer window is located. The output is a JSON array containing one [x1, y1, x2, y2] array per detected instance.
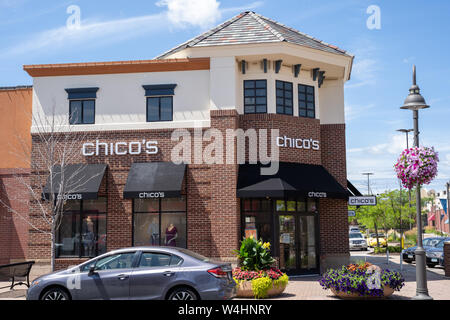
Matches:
[[244, 80, 267, 114], [65, 88, 98, 125], [276, 80, 293, 115]]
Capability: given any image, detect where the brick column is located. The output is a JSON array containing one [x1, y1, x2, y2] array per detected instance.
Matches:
[[444, 242, 450, 278], [319, 123, 349, 272], [209, 110, 240, 261]]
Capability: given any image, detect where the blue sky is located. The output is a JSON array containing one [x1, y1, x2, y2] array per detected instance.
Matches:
[[1, 0, 449, 195]]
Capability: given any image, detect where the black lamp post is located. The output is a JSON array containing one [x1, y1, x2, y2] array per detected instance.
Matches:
[[400, 65, 432, 300]]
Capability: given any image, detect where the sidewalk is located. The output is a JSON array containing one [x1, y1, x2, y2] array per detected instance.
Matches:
[[268, 252, 450, 300]]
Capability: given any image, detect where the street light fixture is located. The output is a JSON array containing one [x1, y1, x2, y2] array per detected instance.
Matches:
[[400, 65, 432, 300]]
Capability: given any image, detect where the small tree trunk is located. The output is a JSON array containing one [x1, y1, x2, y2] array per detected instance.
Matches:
[[374, 222, 380, 248], [51, 222, 56, 272]]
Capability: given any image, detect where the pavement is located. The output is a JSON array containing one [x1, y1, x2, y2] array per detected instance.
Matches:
[[1, 250, 449, 300], [267, 249, 450, 300]]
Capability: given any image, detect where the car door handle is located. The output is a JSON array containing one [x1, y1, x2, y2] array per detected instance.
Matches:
[[163, 271, 175, 277], [117, 274, 129, 281]]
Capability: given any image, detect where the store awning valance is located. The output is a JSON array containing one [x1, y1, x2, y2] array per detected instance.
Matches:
[[236, 162, 348, 199], [43, 164, 107, 200], [123, 162, 186, 199], [347, 180, 363, 197]]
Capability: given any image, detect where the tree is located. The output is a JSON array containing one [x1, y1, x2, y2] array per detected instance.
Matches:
[[0, 106, 100, 271]]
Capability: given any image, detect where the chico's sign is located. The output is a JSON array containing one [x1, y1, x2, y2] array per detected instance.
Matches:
[[277, 136, 320, 150], [82, 140, 158, 157]]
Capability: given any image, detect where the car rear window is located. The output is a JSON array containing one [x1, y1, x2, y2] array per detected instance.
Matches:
[[175, 248, 210, 262]]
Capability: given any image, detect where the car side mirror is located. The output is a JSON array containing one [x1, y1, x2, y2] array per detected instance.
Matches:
[[88, 265, 96, 276]]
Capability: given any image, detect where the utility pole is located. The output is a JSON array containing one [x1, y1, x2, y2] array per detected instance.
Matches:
[[362, 172, 374, 195], [397, 128, 414, 230]]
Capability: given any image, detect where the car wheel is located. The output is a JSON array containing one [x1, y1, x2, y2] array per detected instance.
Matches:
[[404, 260, 412, 264], [168, 287, 198, 300], [41, 287, 70, 301], [427, 264, 436, 268]]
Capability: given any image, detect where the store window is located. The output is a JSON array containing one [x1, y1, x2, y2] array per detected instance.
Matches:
[[242, 199, 272, 243], [244, 80, 267, 114], [133, 196, 187, 248], [298, 84, 315, 119], [56, 197, 107, 258], [276, 80, 293, 115]]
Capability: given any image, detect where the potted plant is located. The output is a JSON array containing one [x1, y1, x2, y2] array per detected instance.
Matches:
[[318, 262, 405, 299], [232, 237, 289, 299]]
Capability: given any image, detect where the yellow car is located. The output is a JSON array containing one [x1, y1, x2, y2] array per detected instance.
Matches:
[[367, 233, 387, 247]]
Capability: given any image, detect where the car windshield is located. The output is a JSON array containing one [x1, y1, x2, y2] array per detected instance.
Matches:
[[175, 248, 210, 262], [436, 238, 450, 249], [349, 233, 363, 239]]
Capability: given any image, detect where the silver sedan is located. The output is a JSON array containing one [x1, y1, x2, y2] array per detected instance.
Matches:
[[27, 246, 236, 300]]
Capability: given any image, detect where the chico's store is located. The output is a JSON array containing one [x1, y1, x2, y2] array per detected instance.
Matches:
[[25, 11, 356, 275]]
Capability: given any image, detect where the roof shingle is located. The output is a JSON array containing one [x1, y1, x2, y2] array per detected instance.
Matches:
[[156, 11, 350, 59]]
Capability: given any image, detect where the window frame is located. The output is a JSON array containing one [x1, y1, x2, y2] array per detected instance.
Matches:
[[243, 79, 268, 114], [146, 96, 174, 122], [69, 99, 96, 125], [298, 84, 316, 119], [275, 80, 293, 115], [132, 196, 187, 248], [56, 197, 107, 259]]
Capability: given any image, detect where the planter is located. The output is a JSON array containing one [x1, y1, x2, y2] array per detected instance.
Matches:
[[235, 280, 287, 298], [330, 285, 395, 299]]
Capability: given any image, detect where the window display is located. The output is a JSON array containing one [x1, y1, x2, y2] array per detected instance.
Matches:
[[56, 197, 107, 258], [133, 197, 186, 248]]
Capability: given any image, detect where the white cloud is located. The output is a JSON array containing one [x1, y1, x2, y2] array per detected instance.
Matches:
[[156, 0, 221, 29], [344, 102, 375, 122], [345, 57, 377, 89], [1, 1, 264, 58]]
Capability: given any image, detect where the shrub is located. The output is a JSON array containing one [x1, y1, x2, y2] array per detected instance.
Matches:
[[234, 237, 275, 271], [233, 268, 289, 299], [319, 263, 405, 297], [373, 246, 402, 254]]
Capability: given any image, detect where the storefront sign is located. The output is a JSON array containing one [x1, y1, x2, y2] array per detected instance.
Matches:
[[349, 196, 377, 206], [277, 136, 320, 150], [308, 192, 327, 198], [57, 194, 83, 200], [138, 192, 165, 199], [82, 140, 158, 157]]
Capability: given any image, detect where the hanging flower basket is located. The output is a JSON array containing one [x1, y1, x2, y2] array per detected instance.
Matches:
[[394, 146, 439, 190]]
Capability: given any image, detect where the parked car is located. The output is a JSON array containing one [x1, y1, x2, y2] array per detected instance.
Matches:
[[27, 246, 236, 300], [402, 237, 444, 263], [349, 232, 368, 251], [367, 233, 387, 248], [349, 226, 360, 233], [425, 237, 450, 268]]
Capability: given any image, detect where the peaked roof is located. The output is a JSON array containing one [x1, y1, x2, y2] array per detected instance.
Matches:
[[156, 11, 351, 59]]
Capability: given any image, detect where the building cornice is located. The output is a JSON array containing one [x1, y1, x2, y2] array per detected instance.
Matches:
[[23, 58, 210, 77]]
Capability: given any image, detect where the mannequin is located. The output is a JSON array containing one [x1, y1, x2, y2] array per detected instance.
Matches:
[[165, 223, 178, 246]]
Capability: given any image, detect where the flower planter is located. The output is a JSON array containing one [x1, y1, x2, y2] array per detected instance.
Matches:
[[330, 285, 395, 299], [235, 280, 287, 298]]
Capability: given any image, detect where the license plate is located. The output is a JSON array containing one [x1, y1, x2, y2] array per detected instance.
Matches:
[[408, 255, 413, 259], [431, 258, 438, 262]]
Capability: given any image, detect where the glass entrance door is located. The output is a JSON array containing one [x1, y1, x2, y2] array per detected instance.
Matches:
[[278, 214, 318, 274]]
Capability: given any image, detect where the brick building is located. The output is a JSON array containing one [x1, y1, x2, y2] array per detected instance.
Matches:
[[24, 12, 356, 274], [0, 86, 32, 264]]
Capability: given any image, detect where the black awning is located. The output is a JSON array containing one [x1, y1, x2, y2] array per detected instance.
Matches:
[[43, 164, 107, 200], [347, 180, 363, 197], [123, 162, 186, 199], [237, 162, 348, 199]]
